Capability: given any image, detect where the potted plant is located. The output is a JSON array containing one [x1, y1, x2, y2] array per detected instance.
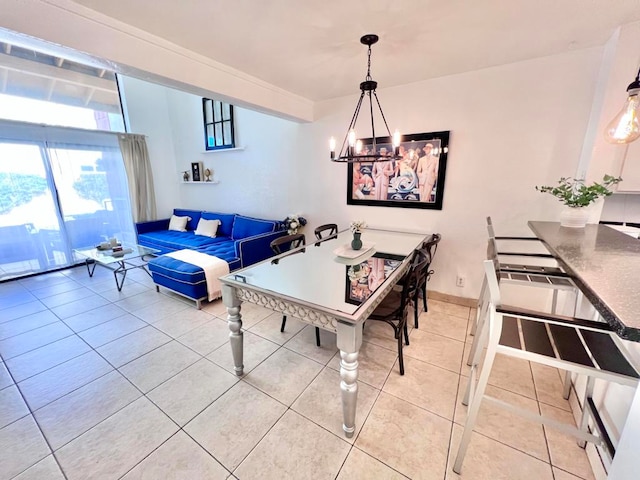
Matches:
[[536, 174, 622, 227]]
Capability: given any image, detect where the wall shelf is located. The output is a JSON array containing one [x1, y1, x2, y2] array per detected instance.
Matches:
[[181, 180, 220, 185]]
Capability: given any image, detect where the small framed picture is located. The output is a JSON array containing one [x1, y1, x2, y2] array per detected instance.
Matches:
[[191, 162, 203, 182]]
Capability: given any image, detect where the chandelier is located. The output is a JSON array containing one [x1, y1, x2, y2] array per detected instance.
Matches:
[[330, 34, 401, 163], [605, 67, 640, 144]]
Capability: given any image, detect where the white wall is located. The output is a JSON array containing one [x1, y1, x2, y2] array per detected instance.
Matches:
[[300, 47, 604, 298], [121, 47, 604, 299], [120, 76, 304, 222], [119, 76, 180, 219]]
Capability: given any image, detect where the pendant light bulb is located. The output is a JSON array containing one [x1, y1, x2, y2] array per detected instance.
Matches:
[[605, 90, 640, 144]]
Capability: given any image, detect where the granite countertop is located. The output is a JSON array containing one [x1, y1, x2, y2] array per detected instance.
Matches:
[[528, 221, 640, 341]]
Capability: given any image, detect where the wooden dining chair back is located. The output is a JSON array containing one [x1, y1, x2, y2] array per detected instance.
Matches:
[[270, 234, 306, 260], [367, 250, 430, 375], [269, 234, 321, 347], [314, 223, 338, 246], [412, 233, 441, 328], [453, 258, 640, 474]]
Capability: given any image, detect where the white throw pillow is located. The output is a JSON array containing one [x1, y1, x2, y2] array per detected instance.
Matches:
[[194, 218, 221, 237], [168, 215, 190, 232]]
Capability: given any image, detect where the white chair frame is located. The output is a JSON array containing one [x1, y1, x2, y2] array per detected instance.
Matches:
[[453, 260, 640, 474]]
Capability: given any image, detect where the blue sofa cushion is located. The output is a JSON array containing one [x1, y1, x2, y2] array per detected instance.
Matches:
[[138, 230, 224, 254], [201, 211, 236, 238], [232, 215, 278, 240], [173, 209, 201, 231]]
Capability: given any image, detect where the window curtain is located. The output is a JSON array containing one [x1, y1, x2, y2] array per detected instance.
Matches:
[[0, 119, 136, 279], [118, 134, 157, 223]]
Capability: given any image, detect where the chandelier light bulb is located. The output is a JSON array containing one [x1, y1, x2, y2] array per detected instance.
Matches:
[[355, 139, 363, 154], [348, 130, 356, 147], [605, 91, 640, 144], [393, 130, 401, 147], [393, 130, 401, 155], [329, 137, 336, 159]]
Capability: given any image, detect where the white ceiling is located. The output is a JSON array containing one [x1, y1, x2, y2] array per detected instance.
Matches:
[[70, 0, 640, 101]]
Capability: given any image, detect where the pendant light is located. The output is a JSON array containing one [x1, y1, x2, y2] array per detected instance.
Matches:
[[330, 34, 401, 163], [605, 67, 640, 144]]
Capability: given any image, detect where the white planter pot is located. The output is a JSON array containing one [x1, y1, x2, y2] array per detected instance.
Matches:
[[560, 207, 589, 228]]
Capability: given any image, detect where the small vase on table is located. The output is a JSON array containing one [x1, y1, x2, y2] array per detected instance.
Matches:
[[351, 232, 363, 250]]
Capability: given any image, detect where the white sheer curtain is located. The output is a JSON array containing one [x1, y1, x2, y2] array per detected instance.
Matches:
[[118, 134, 157, 222], [0, 119, 137, 279]]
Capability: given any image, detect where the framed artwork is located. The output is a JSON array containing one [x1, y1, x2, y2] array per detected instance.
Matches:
[[191, 161, 203, 182], [346, 131, 450, 210], [345, 254, 403, 305]]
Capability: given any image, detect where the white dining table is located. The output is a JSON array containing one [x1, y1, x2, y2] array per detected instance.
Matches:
[[220, 227, 428, 437]]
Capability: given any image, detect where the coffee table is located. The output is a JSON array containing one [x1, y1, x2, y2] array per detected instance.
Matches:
[[74, 244, 160, 291]]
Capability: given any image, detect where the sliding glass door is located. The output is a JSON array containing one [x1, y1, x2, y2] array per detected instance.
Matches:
[[0, 142, 65, 277], [0, 120, 135, 280]]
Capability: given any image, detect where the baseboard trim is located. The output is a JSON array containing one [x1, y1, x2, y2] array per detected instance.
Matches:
[[428, 290, 476, 308]]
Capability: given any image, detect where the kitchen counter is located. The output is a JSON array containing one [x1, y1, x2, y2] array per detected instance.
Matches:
[[529, 221, 640, 479], [528, 221, 640, 341]]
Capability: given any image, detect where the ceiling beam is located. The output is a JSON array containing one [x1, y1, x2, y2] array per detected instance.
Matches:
[[0, 0, 314, 122], [0, 52, 116, 93]]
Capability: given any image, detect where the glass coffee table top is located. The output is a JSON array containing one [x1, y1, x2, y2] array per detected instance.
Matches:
[[74, 244, 159, 265]]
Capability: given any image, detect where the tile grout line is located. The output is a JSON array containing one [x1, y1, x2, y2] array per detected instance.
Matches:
[[0, 339, 70, 479]]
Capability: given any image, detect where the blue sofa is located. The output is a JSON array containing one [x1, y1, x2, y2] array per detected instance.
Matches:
[[136, 209, 285, 307]]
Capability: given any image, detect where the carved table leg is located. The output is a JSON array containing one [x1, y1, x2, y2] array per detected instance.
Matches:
[[222, 284, 244, 376], [336, 320, 363, 438]]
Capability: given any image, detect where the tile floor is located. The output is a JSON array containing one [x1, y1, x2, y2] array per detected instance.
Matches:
[[0, 266, 597, 479]]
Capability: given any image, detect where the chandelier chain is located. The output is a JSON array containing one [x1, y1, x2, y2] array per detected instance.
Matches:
[[366, 45, 372, 82]]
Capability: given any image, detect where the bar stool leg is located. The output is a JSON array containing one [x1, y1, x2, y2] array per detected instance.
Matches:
[[454, 320, 499, 473], [578, 376, 595, 448], [563, 371, 572, 400]]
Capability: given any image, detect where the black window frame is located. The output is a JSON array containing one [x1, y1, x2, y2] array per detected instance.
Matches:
[[202, 98, 235, 151]]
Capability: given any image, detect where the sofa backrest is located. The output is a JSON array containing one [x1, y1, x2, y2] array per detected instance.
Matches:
[[173, 209, 201, 231], [201, 211, 236, 237], [232, 215, 278, 240]]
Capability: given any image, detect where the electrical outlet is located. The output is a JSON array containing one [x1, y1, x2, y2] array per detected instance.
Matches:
[[456, 275, 465, 287]]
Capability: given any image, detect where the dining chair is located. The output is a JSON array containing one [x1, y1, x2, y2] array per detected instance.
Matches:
[[269, 234, 321, 347], [314, 223, 338, 246], [453, 258, 640, 474], [413, 233, 441, 328], [367, 249, 430, 375]]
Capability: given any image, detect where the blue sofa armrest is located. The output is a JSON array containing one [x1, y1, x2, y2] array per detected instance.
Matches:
[[136, 218, 170, 235], [235, 230, 287, 268]]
